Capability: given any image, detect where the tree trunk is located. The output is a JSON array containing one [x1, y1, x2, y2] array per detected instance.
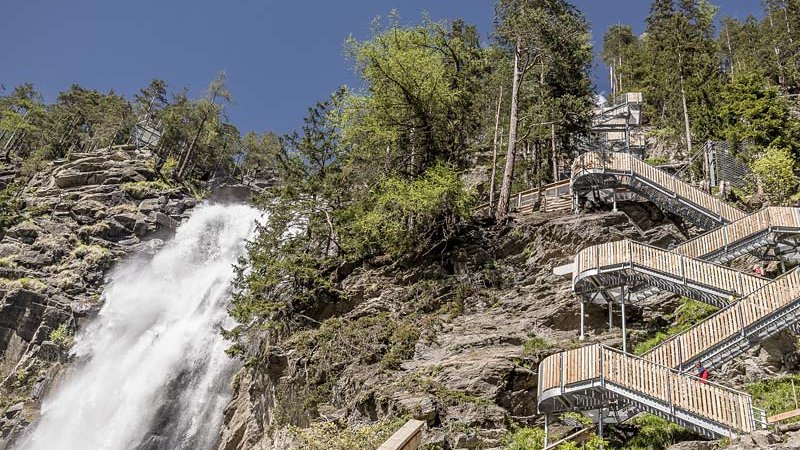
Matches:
[[177, 116, 207, 179], [496, 41, 524, 219], [680, 70, 693, 161], [725, 25, 735, 74], [489, 86, 503, 213], [551, 123, 558, 181]]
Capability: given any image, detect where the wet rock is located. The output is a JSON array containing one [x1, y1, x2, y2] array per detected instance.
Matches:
[[154, 212, 178, 230], [0, 145, 201, 447], [138, 197, 164, 214]]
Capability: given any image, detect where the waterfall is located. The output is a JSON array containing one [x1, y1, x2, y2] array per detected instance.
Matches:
[[16, 203, 262, 450]]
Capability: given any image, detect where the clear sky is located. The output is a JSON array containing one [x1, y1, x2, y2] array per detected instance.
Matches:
[[1, 1, 761, 135]]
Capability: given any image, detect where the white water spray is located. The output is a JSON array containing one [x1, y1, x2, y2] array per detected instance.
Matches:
[[16, 203, 262, 450]]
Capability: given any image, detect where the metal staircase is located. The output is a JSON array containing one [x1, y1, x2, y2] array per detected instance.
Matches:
[[572, 151, 745, 229], [538, 152, 800, 438], [574, 240, 770, 307]]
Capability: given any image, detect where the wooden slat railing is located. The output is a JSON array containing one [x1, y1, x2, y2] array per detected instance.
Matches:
[[573, 240, 769, 299], [475, 180, 571, 214], [571, 152, 745, 223], [676, 207, 800, 259], [539, 344, 758, 433], [644, 270, 800, 368]]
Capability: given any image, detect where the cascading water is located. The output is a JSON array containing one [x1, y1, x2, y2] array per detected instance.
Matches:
[[16, 203, 262, 450]]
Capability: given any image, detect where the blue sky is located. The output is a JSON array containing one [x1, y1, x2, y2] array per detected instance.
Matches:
[[1, 1, 761, 134]]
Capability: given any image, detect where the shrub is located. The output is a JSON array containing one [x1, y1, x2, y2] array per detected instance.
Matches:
[[522, 337, 552, 356], [4, 277, 48, 293], [291, 418, 406, 450], [635, 298, 717, 355], [49, 323, 72, 347], [0, 257, 17, 268], [751, 146, 798, 204], [622, 414, 693, 450], [121, 180, 173, 199], [746, 374, 800, 419], [344, 162, 474, 257], [0, 183, 24, 234], [160, 156, 178, 179], [71, 244, 112, 267], [645, 156, 669, 166], [504, 427, 545, 450]]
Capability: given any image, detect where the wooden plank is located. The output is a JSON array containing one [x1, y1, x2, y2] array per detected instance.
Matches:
[[768, 408, 800, 423], [377, 420, 426, 450]]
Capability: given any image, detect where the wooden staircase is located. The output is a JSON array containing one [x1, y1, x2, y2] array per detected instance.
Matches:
[[572, 151, 745, 229], [538, 152, 800, 438]]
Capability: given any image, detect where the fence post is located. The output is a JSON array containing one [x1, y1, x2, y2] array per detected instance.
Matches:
[[738, 272, 744, 297], [667, 369, 674, 415], [738, 303, 746, 338], [599, 346, 605, 387], [680, 255, 686, 284]]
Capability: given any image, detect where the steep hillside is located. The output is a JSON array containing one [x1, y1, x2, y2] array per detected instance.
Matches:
[[215, 203, 699, 449]]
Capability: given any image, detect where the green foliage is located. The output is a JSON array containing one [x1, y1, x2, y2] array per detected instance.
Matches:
[[635, 298, 717, 355], [644, 156, 669, 166], [718, 72, 799, 158], [522, 337, 552, 356], [344, 18, 485, 171], [0, 183, 24, 235], [159, 156, 178, 179], [622, 414, 694, 450], [70, 244, 112, 267], [751, 146, 799, 204], [560, 411, 593, 427], [290, 418, 406, 450], [49, 323, 72, 347], [121, 180, 173, 199], [0, 257, 16, 268], [503, 426, 605, 450], [746, 373, 800, 418], [559, 435, 606, 450], [503, 427, 545, 450], [344, 163, 474, 257], [0, 277, 48, 293]]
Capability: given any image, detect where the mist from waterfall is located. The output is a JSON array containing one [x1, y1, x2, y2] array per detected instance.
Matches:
[[15, 203, 262, 450]]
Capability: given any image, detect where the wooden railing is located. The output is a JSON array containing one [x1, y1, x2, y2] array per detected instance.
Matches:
[[676, 207, 800, 259], [377, 419, 425, 450], [644, 270, 800, 368], [573, 240, 769, 298], [475, 180, 571, 214], [572, 152, 745, 223], [539, 344, 757, 433]]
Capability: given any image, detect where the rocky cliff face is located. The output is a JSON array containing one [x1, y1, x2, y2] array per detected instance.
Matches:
[[0, 146, 198, 447], [214, 202, 711, 449]]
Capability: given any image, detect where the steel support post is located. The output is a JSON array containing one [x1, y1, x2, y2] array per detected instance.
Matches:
[[544, 414, 549, 448], [580, 301, 586, 341], [621, 289, 628, 354], [612, 188, 618, 212]]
